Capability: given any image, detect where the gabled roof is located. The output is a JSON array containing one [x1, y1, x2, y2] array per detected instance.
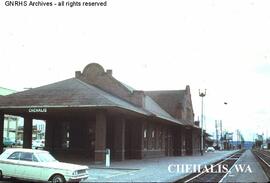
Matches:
[[0, 78, 148, 115], [145, 90, 185, 117], [144, 95, 180, 124], [0, 78, 184, 125], [145, 90, 196, 126], [119, 81, 135, 93]]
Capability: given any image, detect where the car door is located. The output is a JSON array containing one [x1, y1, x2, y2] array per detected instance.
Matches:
[[16, 152, 42, 181], [1, 152, 20, 177]]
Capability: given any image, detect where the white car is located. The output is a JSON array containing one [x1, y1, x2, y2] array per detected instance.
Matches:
[[0, 148, 88, 182], [206, 147, 215, 152], [32, 139, 45, 149]]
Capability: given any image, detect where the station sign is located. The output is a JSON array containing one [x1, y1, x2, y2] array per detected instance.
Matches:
[[28, 108, 47, 113]]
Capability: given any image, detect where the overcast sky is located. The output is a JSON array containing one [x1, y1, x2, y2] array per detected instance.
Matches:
[[1, 0, 270, 141]]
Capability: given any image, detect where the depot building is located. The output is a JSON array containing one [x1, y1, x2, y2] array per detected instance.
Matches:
[[0, 63, 201, 162]]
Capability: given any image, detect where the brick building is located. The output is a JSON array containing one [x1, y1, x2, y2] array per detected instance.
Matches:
[[0, 63, 201, 162]]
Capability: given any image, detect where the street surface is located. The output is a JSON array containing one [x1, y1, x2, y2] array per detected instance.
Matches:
[[221, 150, 269, 182], [84, 151, 236, 182]]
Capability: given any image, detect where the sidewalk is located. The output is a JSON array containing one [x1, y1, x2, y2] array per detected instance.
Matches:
[[84, 150, 237, 182], [221, 150, 269, 183]]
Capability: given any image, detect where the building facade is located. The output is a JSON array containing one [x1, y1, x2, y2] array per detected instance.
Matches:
[[0, 63, 201, 162]]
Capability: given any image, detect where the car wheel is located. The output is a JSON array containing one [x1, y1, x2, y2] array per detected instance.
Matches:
[[51, 174, 66, 183]]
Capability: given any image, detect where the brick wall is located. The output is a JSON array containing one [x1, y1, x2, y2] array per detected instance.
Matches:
[[76, 63, 145, 107]]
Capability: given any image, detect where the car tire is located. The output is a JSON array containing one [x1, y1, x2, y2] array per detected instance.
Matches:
[[51, 174, 66, 183]]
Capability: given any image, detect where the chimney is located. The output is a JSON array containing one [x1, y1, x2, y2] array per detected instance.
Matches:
[[185, 85, 190, 94], [75, 71, 82, 78], [131, 90, 145, 107], [106, 69, 112, 76]]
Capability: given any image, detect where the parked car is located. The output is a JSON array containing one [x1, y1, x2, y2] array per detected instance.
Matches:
[[32, 139, 45, 149], [206, 146, 215, 152], [15, 139, 23, 146], [262, 144, 268, 150], [0, 148, 89, 182], [3, 137, 15, 147]]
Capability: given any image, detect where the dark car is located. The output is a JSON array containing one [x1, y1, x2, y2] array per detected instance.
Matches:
[[3, 137, 15, 147]]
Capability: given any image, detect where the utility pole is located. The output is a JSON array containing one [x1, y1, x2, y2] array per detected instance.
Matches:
[[199, 89, 206, 156], [220, 120, 223, 150], [222, 102, 227, 150], [215, 120, 219, 149], [236, 130, 238, 149]]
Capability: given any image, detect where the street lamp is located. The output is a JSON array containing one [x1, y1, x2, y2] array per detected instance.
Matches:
[[221, 102, 227, 150], [199, 89, 206, 156]]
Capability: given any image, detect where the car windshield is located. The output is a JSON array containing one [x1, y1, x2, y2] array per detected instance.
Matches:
[[36, 152, 58, 162]]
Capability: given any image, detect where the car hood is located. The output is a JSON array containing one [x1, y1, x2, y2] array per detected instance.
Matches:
[[44, 161, 89, 171]]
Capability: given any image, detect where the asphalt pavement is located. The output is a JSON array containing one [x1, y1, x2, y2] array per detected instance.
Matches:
[[84, 150, 237, 182], [221, 150, 269, 183]]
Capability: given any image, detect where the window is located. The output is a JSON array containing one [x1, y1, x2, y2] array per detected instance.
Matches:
[[143, 127, 148, 149], [152, 128, 156, 149], [20, 152, 38, 162], [33, 155, 38, 162], [144, 129, 147, 138], [151, 129, 155, 138], [8, 152, 20, 160], [61, 122, 70, 149], [158, 129, 163, 149], [36, 152, 57, 162]]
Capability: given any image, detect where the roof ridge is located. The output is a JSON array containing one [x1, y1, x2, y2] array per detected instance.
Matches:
[[144, 95, 174, 118], [76, 79, 184, 123], [76, 79, 185, 125], [75, 78, 150, 114], [144, 90, 185, 92]]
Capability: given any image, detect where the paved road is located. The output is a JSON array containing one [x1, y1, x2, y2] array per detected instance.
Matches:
[[221, 150, 269, 182], [84, 150, 237, 182]]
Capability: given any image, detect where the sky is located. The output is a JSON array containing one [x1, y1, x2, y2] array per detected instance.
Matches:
[[0, 0, 270, 141]]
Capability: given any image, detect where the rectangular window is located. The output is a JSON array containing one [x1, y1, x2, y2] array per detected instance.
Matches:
[[151, 129, 155, 138], [148, 126, 152, 149], [143, 127, 148, 149], [152, 128, 156, 149], [158, 128, 163, 149], [20, 152, 37, 162], [144, 129, 147, 138], [160, 130, 163, 149]]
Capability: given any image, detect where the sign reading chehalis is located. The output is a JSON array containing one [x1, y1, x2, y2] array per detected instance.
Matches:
[[28, 108, 47, 113]]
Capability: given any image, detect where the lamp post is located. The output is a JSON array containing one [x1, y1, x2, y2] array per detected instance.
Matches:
[[222, 102, 227, 150], [199, 89, 206, 155]]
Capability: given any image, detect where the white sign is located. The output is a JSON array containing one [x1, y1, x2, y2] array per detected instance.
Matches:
[[28, 108, 47, 113]]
